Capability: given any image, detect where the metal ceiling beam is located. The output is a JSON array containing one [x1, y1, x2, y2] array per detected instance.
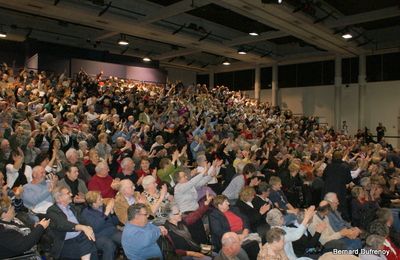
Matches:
[[326, 6, 400, 28], [0, 0, 275, 64], [224, 6, 400, 47], [160, 61, 209, 72], [138, 0, 210, 24], [226, 31, 287, 46], [95, 31, 119, 40], [153, 48, 200, 60], [213, 0, 362, 56]]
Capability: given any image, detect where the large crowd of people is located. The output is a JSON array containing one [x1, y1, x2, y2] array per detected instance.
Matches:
[[0, 62, 399, 260]]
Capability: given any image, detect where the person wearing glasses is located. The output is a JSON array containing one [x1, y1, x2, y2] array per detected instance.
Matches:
[[164, 192, 214, 259], [0, 196, 50, 259], [47, 186, 98, 260], [122, 203, 168, 260]]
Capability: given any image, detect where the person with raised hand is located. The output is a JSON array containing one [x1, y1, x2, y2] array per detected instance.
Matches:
[[0, 196, 50, 259]]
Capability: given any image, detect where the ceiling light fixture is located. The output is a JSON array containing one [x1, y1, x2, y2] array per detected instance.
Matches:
[[143, 57, 151, 62], [118, 34, 129, 45], [238, 49, 247, 55], [249, 32, 259, 36], [261, 0, 283, 4], [222, 60, 231, 66], [342, 33, 352, 39], [0, 26, 7, 38]]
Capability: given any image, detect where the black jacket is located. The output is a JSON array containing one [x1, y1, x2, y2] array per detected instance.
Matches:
[[323, 159, 352, 198], [235, 199, 265, 233], [209, 207, 250, 250], [0, 221, 44, 258], [46, 203, 89, 259]]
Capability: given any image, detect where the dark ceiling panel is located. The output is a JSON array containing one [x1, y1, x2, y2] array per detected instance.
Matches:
[[144, 0, 184, 6], [324, 0, 399, 16], [269, 36, 301, 44], [187, 3, 277, 34], [355, 16, 400, 30]]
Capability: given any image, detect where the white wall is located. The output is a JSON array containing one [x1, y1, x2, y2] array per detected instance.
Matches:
[[25, 53, 38, 72], [244, 80, 400, 148], [164, 67, 196, 86], [70, 59, 166, 83], [364, 81, 400, 148]]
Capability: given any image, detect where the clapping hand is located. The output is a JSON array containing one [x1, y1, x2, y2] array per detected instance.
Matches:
[[160, 184, 168, 199], [105, 198, 115, 215], [204, 190, 214, 206], [259, 204, 270, 215]]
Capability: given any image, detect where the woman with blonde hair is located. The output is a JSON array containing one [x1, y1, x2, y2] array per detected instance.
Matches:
[[81, 191, 122, 260], [281, 161, 304, 208], [236, 186, 270, 235]]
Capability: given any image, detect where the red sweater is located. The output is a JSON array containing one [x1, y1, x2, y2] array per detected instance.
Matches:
[[224, 210, 244, 233], [88, 175, 116, 198], [384, 239, 400, 260]]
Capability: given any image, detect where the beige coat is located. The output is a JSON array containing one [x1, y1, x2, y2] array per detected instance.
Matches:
[[308, 213, 342, 245]]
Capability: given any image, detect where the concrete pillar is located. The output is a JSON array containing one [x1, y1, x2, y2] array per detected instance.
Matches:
[[254, 65, 261, 102], [272, 63, 278, 107], [334, 56, 342, 130], [209, 71, 214, 89], [358, 54, 366, 130]]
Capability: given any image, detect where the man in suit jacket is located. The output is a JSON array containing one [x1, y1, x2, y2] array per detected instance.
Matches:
[[47, 186, 98, 260], [114, 179, 141, 225]]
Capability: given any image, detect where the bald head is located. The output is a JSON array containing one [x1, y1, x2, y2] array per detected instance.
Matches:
[[319, 200, 329, 207]]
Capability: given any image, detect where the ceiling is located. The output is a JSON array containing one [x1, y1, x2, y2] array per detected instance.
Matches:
[[0, 0, 399, 73]]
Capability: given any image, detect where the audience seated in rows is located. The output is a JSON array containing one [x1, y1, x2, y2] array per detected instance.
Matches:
[[0, 64, 399, 259]]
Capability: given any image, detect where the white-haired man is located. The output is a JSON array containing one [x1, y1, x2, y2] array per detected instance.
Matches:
[[88, 161, 118, 199]]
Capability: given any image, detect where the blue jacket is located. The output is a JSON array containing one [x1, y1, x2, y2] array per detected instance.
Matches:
[[122, 222, 162, 260], [81, 206, 119, 237]]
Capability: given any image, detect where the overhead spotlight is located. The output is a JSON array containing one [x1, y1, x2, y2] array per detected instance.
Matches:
[[222, 59, 231, 66], [0, 32, 7, 38], [238, 48, 247, 55], [261, 0, 283, 4], [342, 33, 352, 39], [249, 32, 259, 36], [118, 34, 129, 45], [143, 57, 151, 62]]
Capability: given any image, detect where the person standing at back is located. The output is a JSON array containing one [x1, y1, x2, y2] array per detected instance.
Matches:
[[322, 150, 352, 221]]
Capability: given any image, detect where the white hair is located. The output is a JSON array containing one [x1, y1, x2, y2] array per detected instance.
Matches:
[[266, 208, 284, 227], [95, 161, 108, 173], [120, 157, 134, 169], [142, 175, 156, 189], [324, 192, 337, 202], [66, 148, 78, 159]]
